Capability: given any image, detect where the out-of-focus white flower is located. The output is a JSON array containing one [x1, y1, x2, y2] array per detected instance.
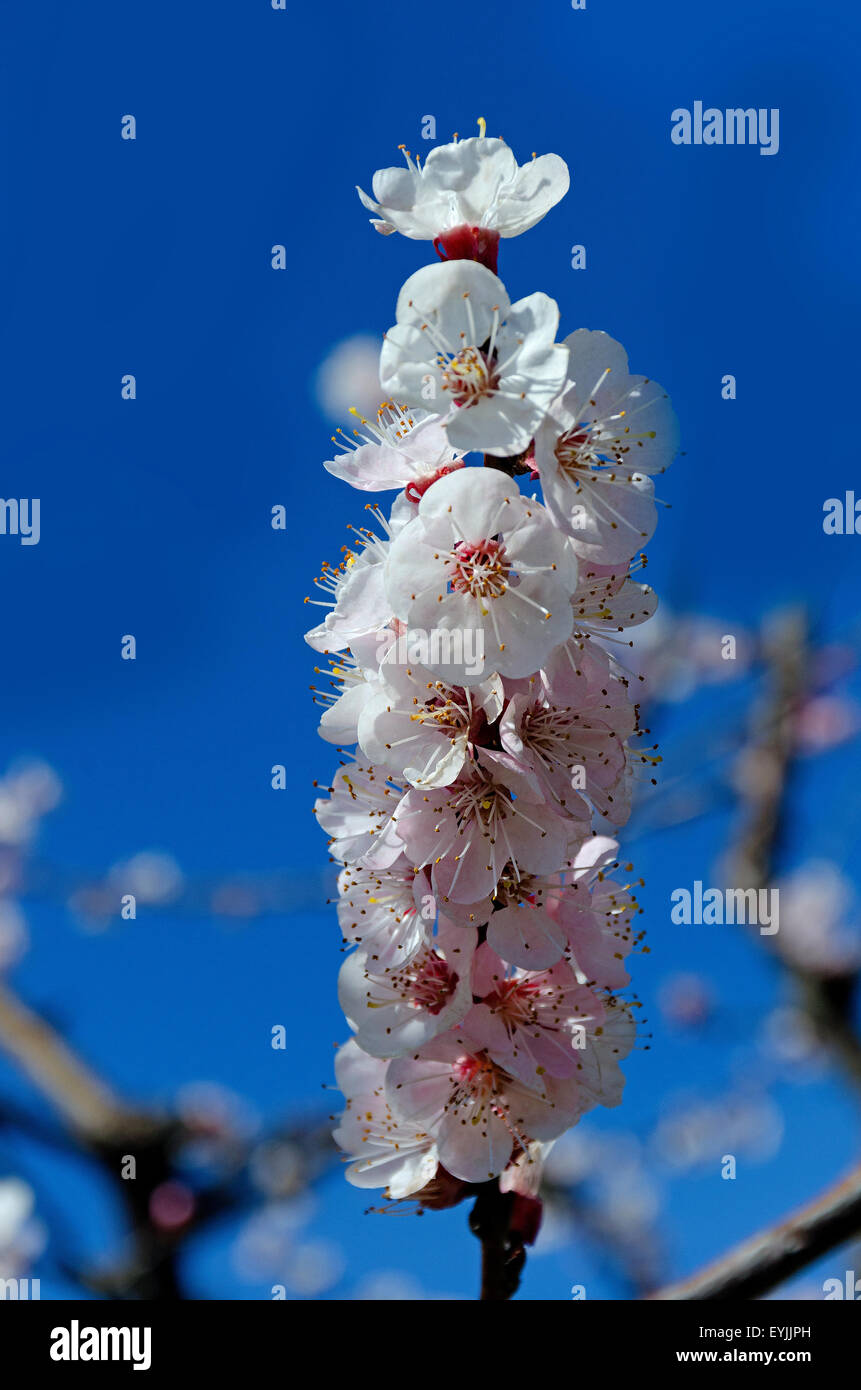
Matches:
[[175, 1081, 258, 1140], [794, 695, 860, 753], [544, 1130, 660, 1228], [109, 851, 183, 905], [625, 610, 753, 702], [760, 1005, 826, 1071], [653, 1088, 783, 1172], [286, 1240, 345, 1297], [0, 761, 61, 849], [774, 861, 861, 976], [658, 972, 714, 1028], [0, 1178, 45, 1278], [537, 1129, 661, 1269], [233, 1198, 344, 1296], [352, 1270, 428, 1300], [315, 334, 384, 422]]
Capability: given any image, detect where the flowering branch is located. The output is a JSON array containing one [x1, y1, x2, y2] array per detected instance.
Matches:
[[650, 1158, 861, 1300], [311, 122, 679, 1297]]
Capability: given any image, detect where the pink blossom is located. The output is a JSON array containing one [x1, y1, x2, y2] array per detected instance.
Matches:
[[339, 918, 477, 1057], [393, 761, 586, 905], [357, 655, 503, 790], [333, 1041, 439, 1198], [386, 1031, 583, 1183], [313, 760, 404, 869], [335, 856, 430, 967], [465, 943, 606, 1088]]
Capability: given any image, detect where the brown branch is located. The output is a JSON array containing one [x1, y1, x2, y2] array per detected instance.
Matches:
[[0, 982, 160, 1146], [723, 609, 805, 892], [723, 606, 861, 1088], [650, 1159, 861, 1299], [469, 1183, 527, 1301], [0, 980, 189, 1296], [0, 977, 339, 1299]]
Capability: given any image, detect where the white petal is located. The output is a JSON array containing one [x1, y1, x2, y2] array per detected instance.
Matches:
[[394, 259, 510, 347], [495, 154, 570, 236]]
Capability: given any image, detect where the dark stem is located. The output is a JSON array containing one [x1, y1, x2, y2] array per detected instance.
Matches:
[[483, 449, 533, 477], [469, 1182, 527, 1301]]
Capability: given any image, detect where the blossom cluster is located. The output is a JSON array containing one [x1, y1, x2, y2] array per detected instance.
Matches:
[[307, 129, 679, 1210]]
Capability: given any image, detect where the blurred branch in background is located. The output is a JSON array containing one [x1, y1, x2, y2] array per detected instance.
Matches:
[[721, 607, 861, 1091], [0, 776, 338, 1299], [0, 977, 337, 1297], [0, 984, 155, 1145], [541, 1131, 665, 1296]]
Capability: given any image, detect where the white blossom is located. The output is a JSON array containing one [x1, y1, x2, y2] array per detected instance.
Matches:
[[323, 403, 465, 498], [357, 133, 569, 255], [339, 918, 477, 1057], [384, 467, 578, 684], [534, 330, 678, 563], [380, 260, 568, 457], [333, 1041, 439, 1198]]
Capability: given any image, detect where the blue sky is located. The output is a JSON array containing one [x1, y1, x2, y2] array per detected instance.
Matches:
[[1, 0, 860, 1299]]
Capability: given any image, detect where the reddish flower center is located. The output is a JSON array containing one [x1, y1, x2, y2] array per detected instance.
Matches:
[[483, 978, 542, 1029], [404, 460, 464, 504], [433, 223, 501, 274], [411, 956, 458, 1014], [452, 1051, 500, 1095]]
